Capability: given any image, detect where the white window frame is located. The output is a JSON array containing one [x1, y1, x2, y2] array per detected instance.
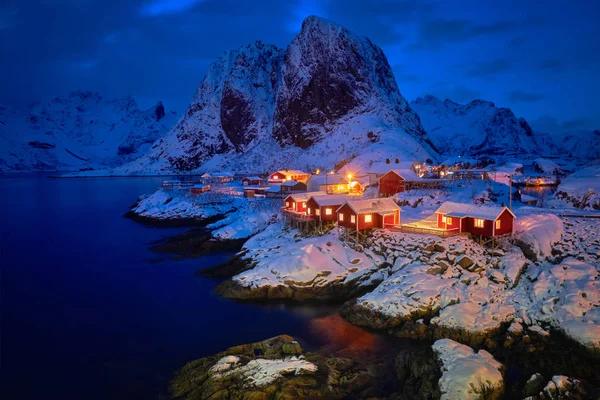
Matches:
[[350, 215, 356, 223], [365, 214, 372, 223], [441, 216, 447, 223], [474, 219, 484, 228], [325, 208, 332, 215], [339, 213, 344, 221]]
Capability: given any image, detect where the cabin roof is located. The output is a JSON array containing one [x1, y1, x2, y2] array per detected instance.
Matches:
[[287, 191, 327, 202], [381, 168, 421, 181], [243, 176, 262, 180], [435, 201, 516, 220], [367, 161, 416, 175], [309, 194, 349, 207], [338, 198, 401, 215], [282, 180, 305, 187], [273, 169, 308, 177], [307, 174, 348, 186], [265, 185, 281, 193]]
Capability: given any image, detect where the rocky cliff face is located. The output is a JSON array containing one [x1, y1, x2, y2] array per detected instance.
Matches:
[[411, 95, 548, 157], [123, 16, 435, 175], [145, 42, 284, 171], [273, 16, 426, 149], [0, 91, 177, 172]]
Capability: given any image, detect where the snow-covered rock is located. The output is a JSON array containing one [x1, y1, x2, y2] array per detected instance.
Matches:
[[514, 214, 564, 261], [411, 95, 549, 157], [555, 165, 600, 210], [0, 91, 177, 172], [432, 339, 504, 400], [552, 129, 600, 160]]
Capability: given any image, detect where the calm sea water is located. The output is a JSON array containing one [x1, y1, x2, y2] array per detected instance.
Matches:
[[0, 175, 396, 400]]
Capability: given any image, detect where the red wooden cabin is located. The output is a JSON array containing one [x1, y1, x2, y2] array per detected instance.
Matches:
[[306, 195, 348, 222], [268, 169, 310, 183], [242, 176, 263, 186], [283, 191, 326, 214], [378, 169, 422, 197], [190, 184, 210, 194], [434, 201, 516, 237], [336, 198, 401, 230]]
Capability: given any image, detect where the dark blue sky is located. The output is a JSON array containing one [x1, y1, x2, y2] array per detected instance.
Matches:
[[1, 0, 598, 133]]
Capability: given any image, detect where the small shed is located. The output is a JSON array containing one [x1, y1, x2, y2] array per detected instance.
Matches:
[[337, 198, 401, 230], [280, 180, 308, 193], [378, 169, 422, 197], [242, 176, 263, 186], [190, 184, 210, 194], [434, 201, 516, 237], [306, 195, 348, 221]]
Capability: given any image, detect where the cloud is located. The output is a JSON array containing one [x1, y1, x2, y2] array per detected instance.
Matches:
[[466, 59, 512, 78], [409, 18, 521, 50], [140, 0, 205, 16], [539, 59, 564, 70], [507, 90, 545, 103]]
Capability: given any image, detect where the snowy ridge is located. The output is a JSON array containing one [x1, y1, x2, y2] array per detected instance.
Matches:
[[411, 95, 549, 157], [0, 91, 177, 172]]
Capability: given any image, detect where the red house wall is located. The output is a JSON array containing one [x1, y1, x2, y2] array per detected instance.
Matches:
[[337, 204, 357, 229], [283, 195, 294, 209], [436, 213, 461, 230], [464, 217, 494, 237], [320, 204, 342, 221], [306, 198, 318, 217], [494, 209, 514, 236], [381, 212, 398, 227], [378, 172, 406, 197]]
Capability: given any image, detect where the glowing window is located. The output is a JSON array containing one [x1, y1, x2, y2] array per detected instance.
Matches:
[[495, 220, 501, 229], [365, 214, 372, 223], [307, 208, 311, 214], [350, 215, 356, 223], [273, 175, 279, 180], [447, 217, 453, 224], [474, 219, 484, 228], [286, 201, 290, 207], [441, 216, 447, 223], [301, 202, 306, 208], [316, 209, 320, 216], [339, 213, 344, 221], [325, 208, 332, 215]]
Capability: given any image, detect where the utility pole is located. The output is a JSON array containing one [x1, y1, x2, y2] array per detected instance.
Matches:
[[509, 174, 513, 210]]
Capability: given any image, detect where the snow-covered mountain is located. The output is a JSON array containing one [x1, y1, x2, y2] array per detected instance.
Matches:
[[117, 16, 437, 175], [550, 130, 600, 160], [0, 91, 177, 172], [410, 95, 550, 157]]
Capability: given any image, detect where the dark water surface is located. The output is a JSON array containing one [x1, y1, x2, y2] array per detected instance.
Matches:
[[0, 175, 398, 400]]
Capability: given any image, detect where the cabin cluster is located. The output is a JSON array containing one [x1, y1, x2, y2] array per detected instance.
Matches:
[[434, 202, 515, 237]]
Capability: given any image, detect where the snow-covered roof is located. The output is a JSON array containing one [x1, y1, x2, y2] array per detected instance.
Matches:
[[307, 173, 348, 186], [282, 180, 304, 187], [265, 185, 281, 193], [243, 176, 262, 180], [309, 194, 349, 207], [435, 201, 516, 221], [381, 168, 421, 181], [532, 158, 561, 174], [286, 191, 327, 202], [200, 173, 211, 178], [274, 169, 308, 177], [214, 172, 234, 177], [367, 161, 416, 175], [339, 198, 401, 215]]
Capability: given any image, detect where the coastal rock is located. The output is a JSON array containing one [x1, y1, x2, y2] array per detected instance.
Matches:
[[171, 335, 380, 400]]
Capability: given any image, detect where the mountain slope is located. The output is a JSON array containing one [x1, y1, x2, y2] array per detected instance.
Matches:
[[411, 95, 548, 157], [0, 91, 177, 172], [117, 16, 437, 175], [551, 130, 600, 159]]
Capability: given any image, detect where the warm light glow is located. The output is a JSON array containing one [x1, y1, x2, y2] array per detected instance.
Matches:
[[316, 209, 320, 216], [330, 171, 335, 174], [286, 201, 290, 208], [301, 202, 306, 208], [447, 217, 453, 224], [496, 220, 501, 229], [274, 175, 279, 179], [350, 215, 356, 223], [339, 213, 344, 221], [365, 214, 372, 223], [286, 176, 291, 181], [474, 219, 484, 228], [315, 169, 320, 175], [308, 207, 311, 214], [325, 208, 332, 215], [347, 173, 353, 181], [441, 216, 447, 223]]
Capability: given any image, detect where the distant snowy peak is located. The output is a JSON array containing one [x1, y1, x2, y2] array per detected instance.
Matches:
[[0, 91, 177, 172], [552, 130, 600, 159], [273, 15, 426, 149], [411, 95, 545, 157]]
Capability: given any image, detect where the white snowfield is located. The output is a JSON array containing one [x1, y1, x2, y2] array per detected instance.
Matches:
[[207, 355, 317, 387], [433, 339, 504, 400], [555, 165, 600, 209], [513, 214, 564, 260]]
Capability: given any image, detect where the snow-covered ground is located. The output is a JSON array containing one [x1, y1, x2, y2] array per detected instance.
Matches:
[[129, 186, 281, 239], [553, 164, 600, 210]]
